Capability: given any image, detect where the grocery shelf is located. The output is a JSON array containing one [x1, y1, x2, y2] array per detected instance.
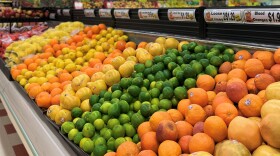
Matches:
[[0, 71, 76, 156]]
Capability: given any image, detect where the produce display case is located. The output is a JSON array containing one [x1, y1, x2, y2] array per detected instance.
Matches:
[[1, 4, 280, 156]]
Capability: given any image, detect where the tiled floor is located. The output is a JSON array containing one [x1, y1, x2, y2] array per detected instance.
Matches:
[[0, 100, 29, 156]]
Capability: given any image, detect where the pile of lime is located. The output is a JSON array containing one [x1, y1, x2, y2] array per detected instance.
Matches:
[[60, 42, 235, 155]]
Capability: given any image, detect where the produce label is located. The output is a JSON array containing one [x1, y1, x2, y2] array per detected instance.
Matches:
[[57, 9, 62, 16], [204, 9, 243, 23], [49, 13, 56, 19], [62, 9, 70, 16], [244, 9, 280, 24], [168, 9, 196, 22], [114, 9, 130, 19], [138, 9, 159, 20], [84, 9, 95, 17], [99, 9, 112, 18]]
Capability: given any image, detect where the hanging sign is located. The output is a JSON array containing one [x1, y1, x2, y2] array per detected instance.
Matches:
[[244, 9, 280, 24], [168, 9, 196, 22], [204, 9, 243, 23], [114, 9, 130, 19], [99, 9, 112, 18], [138, 9, 159, 20], [84, 9, 95, 17]]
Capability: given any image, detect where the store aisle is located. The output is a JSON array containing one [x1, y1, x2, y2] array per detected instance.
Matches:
[[0, 100, 29, 156]]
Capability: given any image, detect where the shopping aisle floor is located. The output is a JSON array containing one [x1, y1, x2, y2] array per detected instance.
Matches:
[[0, 100, 29, 156]]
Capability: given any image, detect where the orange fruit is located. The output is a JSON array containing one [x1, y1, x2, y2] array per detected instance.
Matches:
[[156, 120, 178, 143], [45, 47, 55, 54], [48, 76, 59, 83], [71, 71, 83, 78], [141, 132, 159, 153], [24, 58, 34, 66], [214, 73, 228, 83], [51, 94, 60, 105], [137, 42, 148, 49], [59, 73, 73, 83], [41, 82, 51, 92], [50, 88, 63, 97], [215, 103, 238, 126], [238, 94, 263, 117], [28, 63, 38, 71], [104, 152, 116, 156], [232, 60, 246, 70], [254, 73, 275, 90], [53, 44, 61, 51], [17, 63, 27, 70], [219, 62, 232, 74], [11, 69, 21, 80], [274, 48, 280, 64], [125, 41, 137, 49], [149, 111, 172, 131], [212, 92, 233, 111], [257, 90, 267, 103], [203, 105, 214, 117], [94, 52, 106, 62], [28, 85, 43, 99], [26, 83, 40, 93], [167, 109, 184, 122], [158, 140, 181, 156], [177, 99, 191, 116], [116, 141, 140, 156], [178, 135, 192, 154], [137, 121, 153, 138], [49, 82, 61, 92], [137, 150, 157, 156], [189, 133, 215, 154], [188, 88, 208, 107], [49, 39, 58, 46], [98, 23, 107, 30], [234, 50, 252, 60], [227, 68, 247, 82], [253, 51, 275, 70], [196, 75, 215, 91], [115, 40, 126, 51], [204, 116, 228, 142], [175, 121, 193, 139], [185, 104, 206, 126], [244, 59, 265, 78], [270, 64, 280, 81], [92, 25, 100, 34], [206, 91, 216, 105], [89, 58, 102, 68], [246, 78, 258, 94], [60, 81, 71, 90], [84, 26, 91, 33], [35, 91, 51, 108]]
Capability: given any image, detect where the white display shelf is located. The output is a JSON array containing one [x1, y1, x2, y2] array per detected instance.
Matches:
[[0, 71, 76, 156]]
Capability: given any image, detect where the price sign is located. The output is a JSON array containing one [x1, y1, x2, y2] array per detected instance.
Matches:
[[49, 13, 55, 19], [114, 9, 130, 19], [204, 9, 243, 23], [168, 9, 196, 22], [84, 9, 95, 17], [99, 9, 112, 18], [244, 9, 280, 24], [63, 9, 71, 16], [138, 9, 159, 20], [57, 9, 61, 16]]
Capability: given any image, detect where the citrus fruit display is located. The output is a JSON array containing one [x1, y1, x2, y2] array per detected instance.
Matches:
[[7, 21, 280, 156]]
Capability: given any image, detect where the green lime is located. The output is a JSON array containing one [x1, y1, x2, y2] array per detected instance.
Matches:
[[114, 137, 126, 149], [167, 52, 177, 62], [140, 102, 152, 117], [151, 104, 159, 114], [111, 98, 119, 103], [133, 100, 141, 112], [132, 134, 140, 143], [73, 132, 83, 145], [210, 56, 223, 67], [145, 60, 153, 68], [181, 44, 189, 51], [196, 53, 207, 61], [139, 91, 151, 102], [207, 51, 218, 60], [169, 77, 179, 88], [93, 145, 107, 156], [192, 62, 203, 75], [102, 115, 110, 124], [131, 113, 145, 128], [120, 78, 132, 89], [205, 65, 218, 77], [102, 129, 113, 141], [119, 100, 130, 114], [100, 128, 108, 137], [120, 93, 133, 103], [107, 118, 120, 129], [224, 48, 234, 55], [155, 71, 166, 81], [143, 67, 152, 77], [112, 125, 125, 139], [159, 99, 172, 110], [209, 47, 220, 55], [199, 59, 210, 68], [141, 86, 148, 92], [168, 62, 178, 71], [213, 43, 226, 52], [108, 103, 121, 118], [82, 123, 95, 138], [163, 69, 171, 80], [155, 81, 164, 91], [68, 128, 79, 141], [174, 86, 187, 100], [163, 81, 173, 89], [94, 119, 105, 131], [99, 90, 106, 98], [73, 117, 80, 124], [149, 88, 160, 98], [151, 98, 160, 106], [125, 137, 133, 142], [162, 87, 174, 99], [80, 138, 94, 153], [118, 114, 130, 124], [123, 123, 136, 137], [194, 45, 206, 53], [176, 70, 185, 82], [154, 55, 164, 63], [91, 103, 101, 112], [98, 98, 105, 104], [181, 49, 190, 56], [184, 78, 196, 89], [94, 137, 107, 146], [61, 121, 75, 134], [171, 97, 179, 107], [135, 73, 144, 78], [143, 79, 150, 89], [111, 83, 122, 92], [71, 107, 83, 118], [147, 74, 155, 82], [132, 77, 143, 87], [222, 54, 230, 62], [103, 91, 112, 101], [89, 95, 99, 106], [183, 54, 194, 64], [127, 111, 134, 119], [190, 59, 198, 65], [134, 63, 145, 73], [87, 111, 101, 123], [163, 57, 173, 66], [151, 64, 160, 74], [75, 118, 86, 131], [187, 42, 197, 51], [100, 102, 112, 114], [172, 66, 182, 76], [127, 85, 141, 98], [176, 56, 184, 65], [107, 137, 116, 151], [82, 111, 90, 119]]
